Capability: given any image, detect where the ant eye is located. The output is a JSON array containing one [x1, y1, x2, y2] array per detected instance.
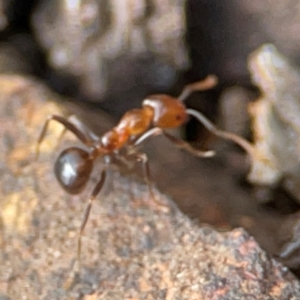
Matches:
[[55, 147, 93, 194]]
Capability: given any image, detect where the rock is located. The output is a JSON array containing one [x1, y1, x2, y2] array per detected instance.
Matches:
[[248, 44, 300, 203], [0, 74, 299, 299]]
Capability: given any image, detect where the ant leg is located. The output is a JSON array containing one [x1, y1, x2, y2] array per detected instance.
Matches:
[[133, 127, 215, 158], [186, 108, 256, 158], [133, 152, 155, 201], [162, 132, 215, 158], [128, 127, 214, 207], [63, 115, 100, 142], [77, 169, 106, 269], [55, 115, 98, 151], [65, 169, 106, 289], [35, 115, 92, 160], [178, 75, 218, 102], [123, 132, 164, 207], [133, 127, 163, 146], [128, 150, 168, 210]]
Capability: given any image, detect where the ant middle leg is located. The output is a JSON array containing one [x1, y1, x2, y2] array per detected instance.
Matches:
[[124, 137, 166, 208], [35, 115, 93, 160]]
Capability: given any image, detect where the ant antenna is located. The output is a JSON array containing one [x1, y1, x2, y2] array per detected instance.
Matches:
[[186, 108, 256, 158], [178, 75, 218, 102]]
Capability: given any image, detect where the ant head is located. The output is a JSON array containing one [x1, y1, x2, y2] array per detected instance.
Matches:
[[54, 147, 93, 195], [143, 95, 188, 129]]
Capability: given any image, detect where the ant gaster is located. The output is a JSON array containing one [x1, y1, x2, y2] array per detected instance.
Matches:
[[36, 75, 255, 280]]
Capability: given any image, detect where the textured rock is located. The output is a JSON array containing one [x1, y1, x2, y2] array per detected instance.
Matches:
[[0, 74, 300, 299]]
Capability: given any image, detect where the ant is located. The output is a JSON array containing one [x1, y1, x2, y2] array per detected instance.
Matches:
[[36, 75, 255, 282]]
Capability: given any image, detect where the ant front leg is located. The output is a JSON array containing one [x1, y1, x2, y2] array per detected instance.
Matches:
[[36, 115, 92, 160], [134, 127, 215, 158], [162, 132, 215, 158], [186, 109, 256, 158]]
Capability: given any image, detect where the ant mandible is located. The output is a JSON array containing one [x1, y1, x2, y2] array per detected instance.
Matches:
[[36, 75, 255, 277]]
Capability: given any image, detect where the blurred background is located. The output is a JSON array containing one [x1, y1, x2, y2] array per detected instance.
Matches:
[[3, 0, 299, 114]]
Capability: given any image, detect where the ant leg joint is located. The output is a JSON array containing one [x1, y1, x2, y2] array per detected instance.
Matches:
[[137, 152, 148, 164], [134, 127, 162, 146]]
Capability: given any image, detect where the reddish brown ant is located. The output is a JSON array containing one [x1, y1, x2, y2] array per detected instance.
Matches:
[[36, 75, 255, 281]]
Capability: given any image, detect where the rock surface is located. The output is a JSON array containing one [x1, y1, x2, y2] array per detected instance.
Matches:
[[0, 75, 300, 299]]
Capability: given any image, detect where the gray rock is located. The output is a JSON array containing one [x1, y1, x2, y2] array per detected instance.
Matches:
[[248, 44, 300, 203]]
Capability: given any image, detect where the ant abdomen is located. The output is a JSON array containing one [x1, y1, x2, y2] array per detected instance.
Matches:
[[54, 147, 93, 195]]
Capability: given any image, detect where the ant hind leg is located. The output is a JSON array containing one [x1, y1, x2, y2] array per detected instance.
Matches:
[[64, 169, 107, 289], [77, 170, 107, 269], [136, 152, 169, 211], [35, 115, 93, 160]]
